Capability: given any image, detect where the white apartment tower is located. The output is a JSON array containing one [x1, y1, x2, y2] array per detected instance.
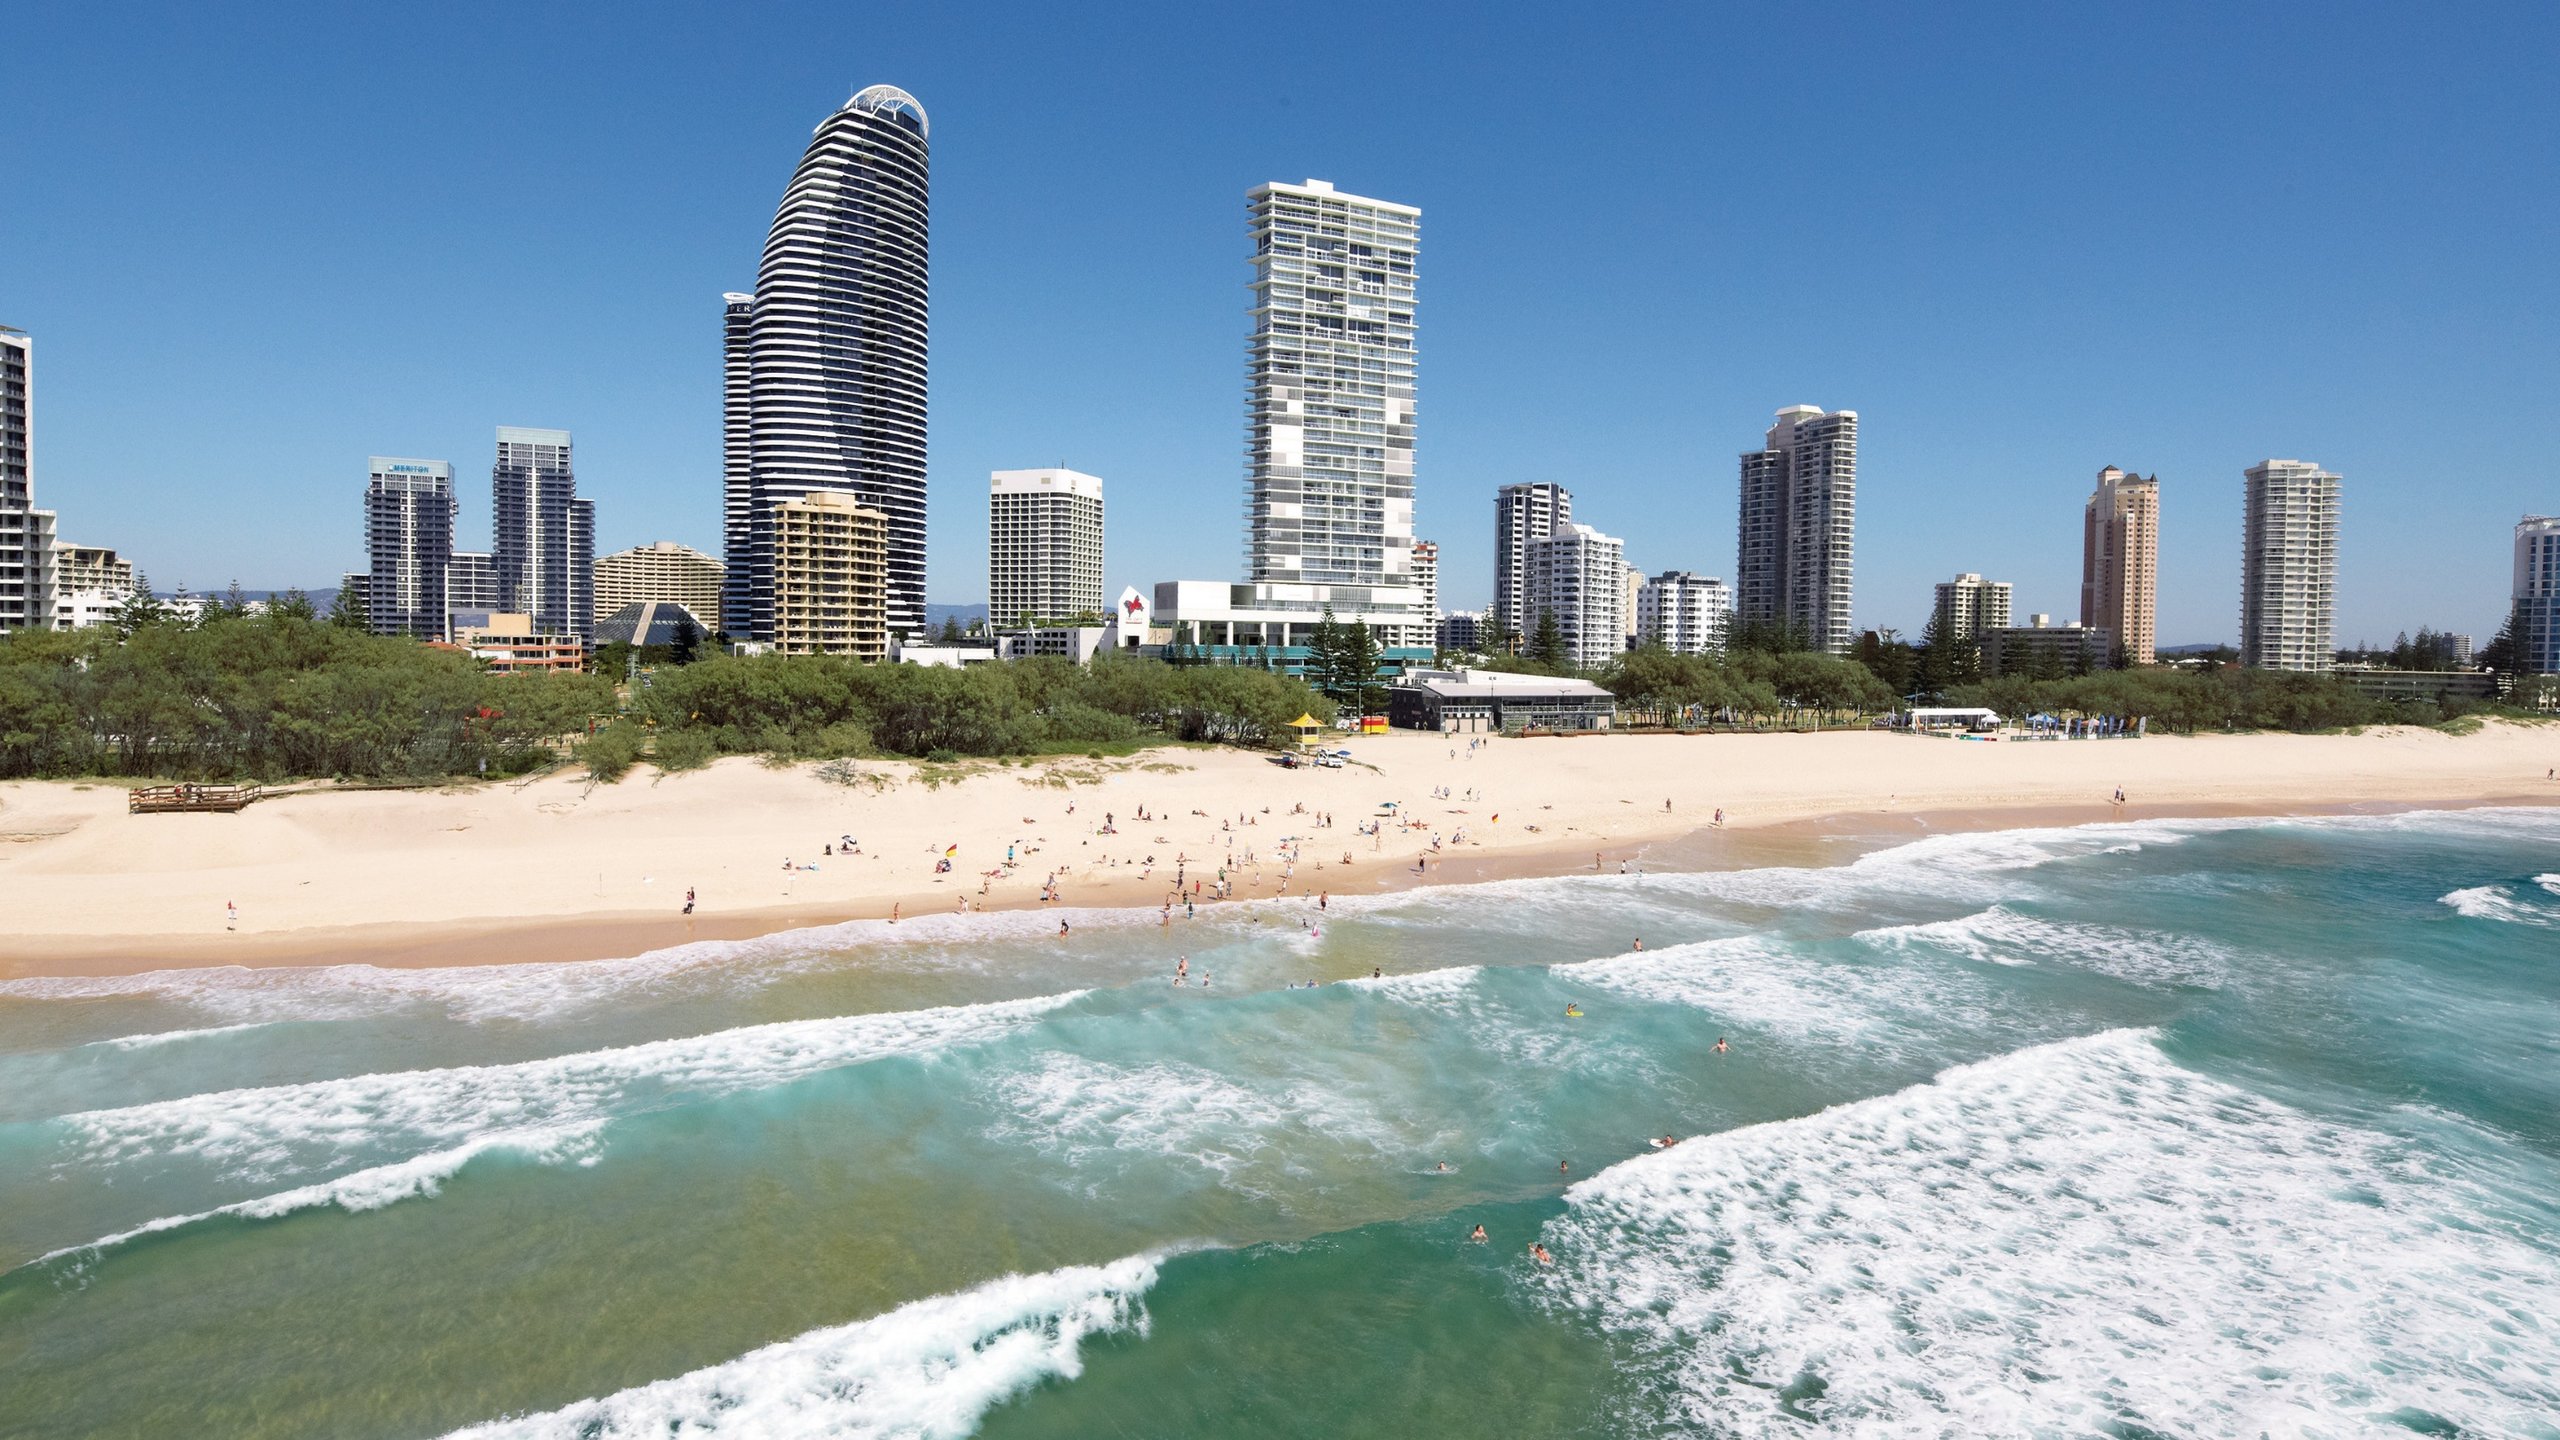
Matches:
[[2240, 459, 2341, 671], [2512, 515, 2560, 675], [492, 427, 594, 642], [1736, 406, 1857, 653], [595, 541, 724, 629], [988, 468, 1104, 625], [1245, 180, 1418, 589], [1411, 540, 1439, 618], [0, 327, 59, 636], [1526, 522, 1626, 668], [1635, 570, 1733, 655], [2082, 466, 2159, 665], [364, 457, 456, 639], [1932, 572, 2014, 644], [1492, 482, 1571, 645]]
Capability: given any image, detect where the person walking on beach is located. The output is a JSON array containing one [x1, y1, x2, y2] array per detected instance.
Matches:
[[225, 901, 237, 931], [682, 887, 695, 915]]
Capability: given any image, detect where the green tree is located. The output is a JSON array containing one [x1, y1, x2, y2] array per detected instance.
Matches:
[[327, 584, 369, 631], [1527, 608, 1571, 671], [937, 616, 966, 644]]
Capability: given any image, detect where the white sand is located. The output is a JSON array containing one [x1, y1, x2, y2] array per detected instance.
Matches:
[[2, 723, 2553, 975]]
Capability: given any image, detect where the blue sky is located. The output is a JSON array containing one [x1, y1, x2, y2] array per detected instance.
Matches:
[[5, 0, 2554, 644]]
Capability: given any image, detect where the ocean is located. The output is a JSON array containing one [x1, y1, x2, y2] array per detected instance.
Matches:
[[2, 808, 2556, 1438]]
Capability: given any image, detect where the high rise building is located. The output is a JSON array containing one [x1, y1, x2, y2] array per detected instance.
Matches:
[[1245, 179, 1418, 589], [54, 544, 134, 596], [0, 326, 58, 637], [1435, 610, 1484, 652], [1526, 522, 1626, 668], [446, 551, 500, 632], [772, 489, 888, 659], [1411, 540, 1439, 618], [1932, 572, 2014, 645], [988, 469, 1104, 625], [1492, 483, 1571, 644], [2512, 515, 2560, 675], [1736, 406, 1858, 653], [727, 85, 931, 643], [364, 457, 455, 638], [1984, 615, 2114, 677], [2082, 466, 2160, 665], [1635, 570, 1733, 655], [2240, 459, 2342, 671], [491, 427, 593, 642], [595, 541, 724, 630]]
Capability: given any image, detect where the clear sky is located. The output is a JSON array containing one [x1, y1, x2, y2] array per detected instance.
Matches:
[[5, 0, 2554, 644]]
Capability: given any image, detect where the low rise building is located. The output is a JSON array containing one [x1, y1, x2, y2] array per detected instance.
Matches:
[[452, 611, 584, 673], [595, 600, 710, 649], [56, 587, 125, 629], [1983, 615, 2113, 677], [54, 544, 134, 597], [1147, 579, 1433, 679], [1386, 667, 1617, 734], [995, 625, 1106, 663], [2335, 667, 2499, 704]]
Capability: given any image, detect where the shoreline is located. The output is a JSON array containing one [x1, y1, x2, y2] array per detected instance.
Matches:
[[6, 789, 2549, 980]]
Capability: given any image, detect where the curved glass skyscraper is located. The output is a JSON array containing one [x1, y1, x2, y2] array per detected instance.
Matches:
[[724, 84, 930, 642]]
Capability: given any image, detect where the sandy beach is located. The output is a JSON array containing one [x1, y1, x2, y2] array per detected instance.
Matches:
[[3, 722, 2554, 978]]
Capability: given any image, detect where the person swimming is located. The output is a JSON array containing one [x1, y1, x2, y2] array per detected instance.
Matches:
[[1713, 1036, 1729, 1054], [1468, 1224, 1488, 1243], [1564, 1004, 1583, 1018], [1529, 1243, 1554, 1266], [1651, 1135, 1680, 1149], [1434, 1161, 1450, 1172]]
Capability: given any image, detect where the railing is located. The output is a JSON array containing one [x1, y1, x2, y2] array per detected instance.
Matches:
[[128, 783, 263, 814]]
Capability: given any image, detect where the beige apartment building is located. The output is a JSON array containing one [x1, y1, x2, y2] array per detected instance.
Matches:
[[593, 541, 722, 631], [2082, 466, 2159, 665], [772, 490, 888, 659]]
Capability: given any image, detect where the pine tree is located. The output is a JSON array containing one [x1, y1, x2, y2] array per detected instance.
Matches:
[[1528, 609, 1571, 671]]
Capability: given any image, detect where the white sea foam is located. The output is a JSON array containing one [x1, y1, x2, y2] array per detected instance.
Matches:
[[2440, 883, 2560, 928], [2541, 872, 2560, 895], [57, 991, 1083, 1179], [88, 1022, 278, 1051], [0, 906, 1145, 1028], [1538, 1028, 2560, 1437], [439, 1251, 1173, 1439], [1555, 935, 2015, 1057], [985, 1052, 1403, 1194], [1857, 905, 2235, 986], [22, 1123, 603, 1274], [1340, 964, 1483, 1007]]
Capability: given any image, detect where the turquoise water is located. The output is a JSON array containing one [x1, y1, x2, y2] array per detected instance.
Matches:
[[3, 808, 2557, 1438]]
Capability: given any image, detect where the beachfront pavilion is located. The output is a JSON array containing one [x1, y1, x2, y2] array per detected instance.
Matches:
[[1387, 668, 1617, 734], [1143, 578, 1434, 680]]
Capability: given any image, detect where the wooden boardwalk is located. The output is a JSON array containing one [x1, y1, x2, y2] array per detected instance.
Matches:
[[127, 784, 263, 815]]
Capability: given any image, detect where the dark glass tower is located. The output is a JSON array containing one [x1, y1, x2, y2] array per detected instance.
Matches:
[[725, 84, 930, 642]]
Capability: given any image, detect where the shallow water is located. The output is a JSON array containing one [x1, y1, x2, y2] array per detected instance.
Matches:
[[3, 809, 2557, 1438]]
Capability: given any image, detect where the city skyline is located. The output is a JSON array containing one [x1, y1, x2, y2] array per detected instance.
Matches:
[[5, 5, 2555, 644]]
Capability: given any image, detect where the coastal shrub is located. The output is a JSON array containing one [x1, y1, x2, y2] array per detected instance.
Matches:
[[651, 727, 717, 772], [578, 719, 646, 782]]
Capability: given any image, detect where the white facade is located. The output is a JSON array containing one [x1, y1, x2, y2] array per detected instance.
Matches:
[[1411, 539, 1439, 619], [2514, 515, 2560, 674], [994, 625, 1106, 664], [988, 468, 1104, 625], [2240, 459, 2341, 671], [1245, 179, 1418, 589], [1932, 572, 2013, 644], [1736, 406, 1857, 653], [1492, 482, 1571, 643], [1635, 570, 1732, 654], [0, 327, 58, 637], [1525, 522, 1627, 668], [57, 587, 124, 629], [1152, 578, 1434, 652]]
